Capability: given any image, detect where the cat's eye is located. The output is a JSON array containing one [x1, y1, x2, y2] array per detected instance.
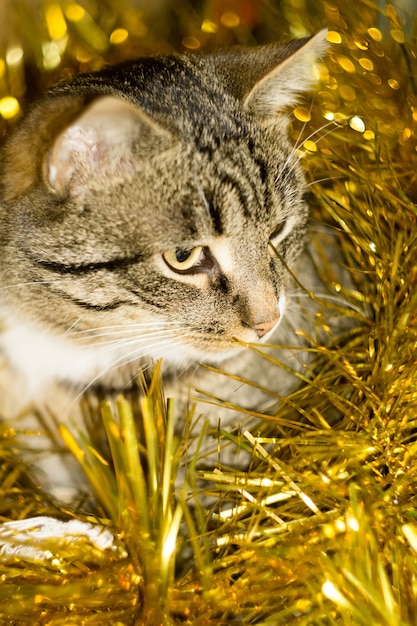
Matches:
[[163, 246, 204, 272]]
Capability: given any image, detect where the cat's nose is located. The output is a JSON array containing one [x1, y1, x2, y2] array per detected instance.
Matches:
[[248, 317, 279, 338]]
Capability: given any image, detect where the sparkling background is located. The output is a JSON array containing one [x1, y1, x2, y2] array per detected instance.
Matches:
[[0, 1, 417, 624]]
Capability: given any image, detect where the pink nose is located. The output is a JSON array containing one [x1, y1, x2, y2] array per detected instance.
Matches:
[[249, 317, 279, 338]]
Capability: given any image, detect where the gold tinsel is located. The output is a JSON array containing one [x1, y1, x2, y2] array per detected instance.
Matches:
[[1, 1, 417, 624]]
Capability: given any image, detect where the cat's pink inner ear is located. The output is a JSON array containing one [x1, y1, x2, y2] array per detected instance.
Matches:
[[47, 123, 101, 193], [46, 95, 170, 195]]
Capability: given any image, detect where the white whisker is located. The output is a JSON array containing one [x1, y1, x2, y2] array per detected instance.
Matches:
[[290, 95, 317, 155], [68, 321, 187, 336], [278, 119, 340, 187], [96, 328, 190, 352], [64, 317, 83, 336], [68, 324, 189, 349], [0, 280, 55, 291], [286, 288, 363, 313], [296, 119, 340, 152], [68, 333, 191, 409], [306, 175, 344, 188], [192, 167, 212, 222]]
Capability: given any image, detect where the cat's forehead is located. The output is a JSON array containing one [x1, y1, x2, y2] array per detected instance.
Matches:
[[122, 141, 296, 251], [122, 55, 251, 141]]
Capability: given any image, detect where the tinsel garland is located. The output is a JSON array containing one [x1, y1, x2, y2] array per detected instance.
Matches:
[[0, 0, 417, 624]]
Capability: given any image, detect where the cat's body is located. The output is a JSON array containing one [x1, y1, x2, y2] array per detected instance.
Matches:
[[0, 31, 341, 497]]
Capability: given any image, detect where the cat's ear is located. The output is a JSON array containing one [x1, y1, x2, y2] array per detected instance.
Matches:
[[47, 96, 171, 195], [212, 30, 328, 116]]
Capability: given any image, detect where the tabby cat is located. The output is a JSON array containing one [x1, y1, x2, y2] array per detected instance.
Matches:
[[0, 31, 337, 497]]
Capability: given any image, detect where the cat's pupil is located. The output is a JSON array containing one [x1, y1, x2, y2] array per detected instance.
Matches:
[[176, 248, 192, 263]]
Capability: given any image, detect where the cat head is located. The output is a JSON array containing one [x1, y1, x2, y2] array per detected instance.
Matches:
[[0, 31, 327, 382]]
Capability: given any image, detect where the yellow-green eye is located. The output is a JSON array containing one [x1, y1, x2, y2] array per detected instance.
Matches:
[[163, 246, 203, 272]]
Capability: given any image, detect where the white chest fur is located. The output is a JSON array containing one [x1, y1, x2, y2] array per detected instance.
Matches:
[[1, 318, 118, 395]]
